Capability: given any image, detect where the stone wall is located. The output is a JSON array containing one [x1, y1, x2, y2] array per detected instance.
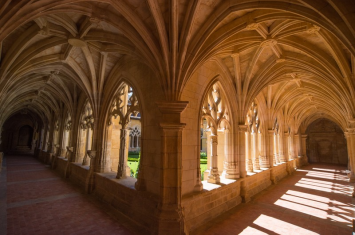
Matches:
[[182, 181, 242, 232], [93, 173, 157, 233], [69, 163, 90, 190], [184, 159, 298, 233], [307, 119, 347, 165]]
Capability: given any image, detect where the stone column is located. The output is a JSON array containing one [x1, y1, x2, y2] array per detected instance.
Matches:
[[301, 134, 308, 164], [251, 132, 260, 170], [345, 132, 355, 182], [268, 130, 274, 167], [155, 101, 188, 235], [239, 125, 248, 178], [274, 132, 278, 164], [204, 131, 211, 181], [284, 132, 289, 162], [85, 150, 96, 193], [207, 134, 220, 183], [239, 125, 250, 203], [116, 128, 131, 179], [278, 133, 285, 162], [246, 131, 253, 172]]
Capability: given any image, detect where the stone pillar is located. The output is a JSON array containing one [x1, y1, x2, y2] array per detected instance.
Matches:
[[116, 128, 131, 179], [239, 125, 248, 178], [156, 101, 188, 235], [251, 132, 260, 170], [278, 133, 285, 162], [274, 132, 278, 164], [246, 131, 253, 172], [268, 130, 274, 167], [239, 125, 250, 203], [345, 132, 355, 182], [85, 150, 96, 193], [284, 132, 289, 162], [204, 131, 211, 180], [207, 134, 220, 183], [301, 134, 308, 165]]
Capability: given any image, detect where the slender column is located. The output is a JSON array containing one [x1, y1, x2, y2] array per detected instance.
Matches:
[[246, 131, 253, 172], [268, 130, 274, 167], [203, 131, 211, 180], [85, 150, 96, 193], [116, 129, 131, 179], [251, 132, 260, 170], [301, 134, 308, 164], [274, 132, 278, 164], [238, 125, 250, 202], [278, 133, 285, 162], [239, 125, 248, 178], [156, 101, 188, 234], [207, 135, 220, 183], [284, 132, 289, 162], [345, 132, 355, 182]]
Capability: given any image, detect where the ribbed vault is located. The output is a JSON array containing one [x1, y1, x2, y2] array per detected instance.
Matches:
[[0, 0, 354, 133]]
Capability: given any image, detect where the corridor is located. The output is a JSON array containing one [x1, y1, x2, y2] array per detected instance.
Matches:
[[1, 154, 354, 235], [195, 164, 355, 235], [1, 154, 135, 235]]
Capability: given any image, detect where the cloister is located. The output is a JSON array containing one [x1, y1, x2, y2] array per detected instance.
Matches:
[[0, 0, 354, 234]]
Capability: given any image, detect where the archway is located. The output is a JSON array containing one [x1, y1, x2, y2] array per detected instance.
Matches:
[[17, 125, 33, 147], [306, 119, 347, 165]]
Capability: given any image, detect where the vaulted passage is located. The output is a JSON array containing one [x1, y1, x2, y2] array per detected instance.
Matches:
[[195, 163, 354, 235], [0, 1, 355, 234]]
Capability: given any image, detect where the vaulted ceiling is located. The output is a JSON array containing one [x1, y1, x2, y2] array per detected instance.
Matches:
[[0, 0, 354, 131]]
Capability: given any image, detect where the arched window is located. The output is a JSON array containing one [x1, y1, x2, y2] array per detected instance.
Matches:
[[200, 82, 232, 183], [105, 82, 141, 179]]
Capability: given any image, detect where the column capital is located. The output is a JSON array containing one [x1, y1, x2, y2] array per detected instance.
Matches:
[[157, 101, 189, 124], [239, 125, 248, 132], [86, 150, 96, 159]]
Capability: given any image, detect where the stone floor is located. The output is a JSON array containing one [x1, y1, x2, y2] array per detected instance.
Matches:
[[1, 154, 135, 235], [194, 163, 355, 235], [1, 155, 354, 235]]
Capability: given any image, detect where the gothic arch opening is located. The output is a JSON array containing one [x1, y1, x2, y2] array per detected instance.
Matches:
[[18, 125, 33, 148], [104, 82, 141, 179], [306, 118, 348, 165], [200, 81, 233, 184]]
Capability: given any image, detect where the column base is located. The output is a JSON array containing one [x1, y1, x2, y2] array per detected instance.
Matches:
[[349, 175, 355, 183], [222, 162, 239, 179], [207, 168, 220, 184], [156, 205, 185, 235]]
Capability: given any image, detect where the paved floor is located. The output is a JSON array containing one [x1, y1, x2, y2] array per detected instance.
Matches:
[[1, 154, 134, 235], [1, 155, 354, 235], [195, 164, 355, 235]]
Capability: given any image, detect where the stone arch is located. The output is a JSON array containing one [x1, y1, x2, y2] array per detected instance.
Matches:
[[102, 81, 142, 179], [200, 80, 234, 184]]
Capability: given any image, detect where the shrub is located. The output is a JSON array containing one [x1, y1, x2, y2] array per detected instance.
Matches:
[[200, 152, 207, 159]]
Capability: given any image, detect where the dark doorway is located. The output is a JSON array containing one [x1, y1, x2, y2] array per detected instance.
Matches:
[[306, 119, 347, 165], [17, 125, 33, 147]]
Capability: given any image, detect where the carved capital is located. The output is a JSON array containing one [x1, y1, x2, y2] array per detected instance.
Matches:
[[86, 150, 96, 159]]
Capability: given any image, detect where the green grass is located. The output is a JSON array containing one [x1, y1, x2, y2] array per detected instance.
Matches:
[[128, 161, 139, 177]]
